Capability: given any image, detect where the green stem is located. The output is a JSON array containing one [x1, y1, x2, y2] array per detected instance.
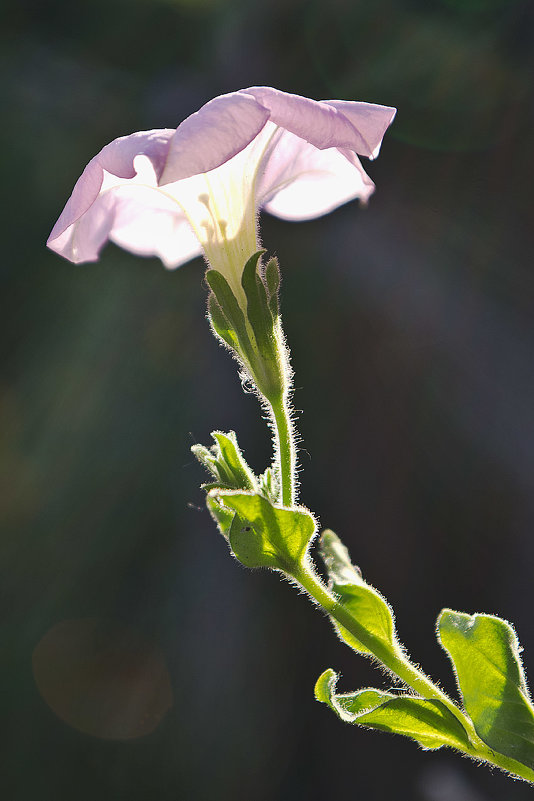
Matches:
[[271, 394, 295, 507], [292, 562, 534, 784]]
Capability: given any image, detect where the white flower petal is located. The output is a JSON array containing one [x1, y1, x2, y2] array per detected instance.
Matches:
[[160, 92, 270, 185], [323, 100, 397, 159], [108, 186, 202, 269], [258, 131, 375, 221], [244, 87, 396, 157], [48, 130, 175, 261]]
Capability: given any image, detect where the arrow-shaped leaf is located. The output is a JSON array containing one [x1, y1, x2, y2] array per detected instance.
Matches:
[[214, 491, 317, 571]]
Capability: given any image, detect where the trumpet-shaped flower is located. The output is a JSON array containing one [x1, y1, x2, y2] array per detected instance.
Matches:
[[47, 87, 395, 304]]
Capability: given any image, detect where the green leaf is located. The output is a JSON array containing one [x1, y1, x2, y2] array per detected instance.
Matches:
[[214, 491, 316, 571], [438, 609, 534, 769], [319, 530, 398, 654], [206, 493, 235, 538], [315, 668, 472, 752]]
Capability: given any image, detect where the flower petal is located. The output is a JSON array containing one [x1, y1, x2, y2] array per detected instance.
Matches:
[[159, 92, 271, 185], [243, 87, 396, 158], [257, 130, 375, 221], [47, 129, 175, 259], [323, 100, 397, 159], [108, 185, 202, 269], [50, 182, 201, 267]]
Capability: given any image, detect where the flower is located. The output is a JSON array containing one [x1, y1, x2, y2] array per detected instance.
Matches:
[[47, 87, 395, 304]]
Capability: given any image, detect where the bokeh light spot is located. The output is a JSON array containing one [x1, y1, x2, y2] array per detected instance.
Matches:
[[32, 618, 173, 739]]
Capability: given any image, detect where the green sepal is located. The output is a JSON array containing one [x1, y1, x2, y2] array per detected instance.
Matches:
[[241, 251, 272, 348], [259, 466, 278, 504], [438, 609, 534, 769], [211, 431, 257, 490], [206, 261, 284, 402], [213, 491, 316, 572], [205, 269, 256, 368], [264, 257, 281, 316], [205, 269, 246, 334], [315, 668, 472, 752], [192, 431, 257, 492], [319, 530, 398, 655], [240, 251, 284, 400], [207, 292, 239, 351]]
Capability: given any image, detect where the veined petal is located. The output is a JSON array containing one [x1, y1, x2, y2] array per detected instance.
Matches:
[[258, 131, 375, 220], [243, 87, 396, 159], [47, 130, 175, 261], [160, 92, 271, 185]]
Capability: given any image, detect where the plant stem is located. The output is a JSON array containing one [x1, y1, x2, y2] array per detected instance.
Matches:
[[270, 394, 295, 507], [292, 562, 534, 784]]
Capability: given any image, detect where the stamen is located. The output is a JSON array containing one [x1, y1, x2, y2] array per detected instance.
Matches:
[[218, 219, 228, 241], [200, 220, 214, 243]]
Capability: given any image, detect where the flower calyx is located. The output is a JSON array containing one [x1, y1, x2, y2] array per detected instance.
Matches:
[[206, 250, 285, 403], [191, 430, 257, 493]]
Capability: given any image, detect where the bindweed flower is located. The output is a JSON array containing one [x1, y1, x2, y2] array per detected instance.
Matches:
[[47, 87, 395, 306]]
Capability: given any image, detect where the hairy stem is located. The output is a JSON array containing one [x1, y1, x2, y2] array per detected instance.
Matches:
[[270, 394, 296, 507]]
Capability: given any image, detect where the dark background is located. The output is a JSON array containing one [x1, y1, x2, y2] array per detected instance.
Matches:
[[2, 0, 534, 798]]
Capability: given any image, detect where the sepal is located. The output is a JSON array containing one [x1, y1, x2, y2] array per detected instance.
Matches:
[[264, 257, 281, 316], [259, 466, 279, 504], [205, 253, 286, 402], [207, 293, 239, 351], [191, 430, 257, 492]]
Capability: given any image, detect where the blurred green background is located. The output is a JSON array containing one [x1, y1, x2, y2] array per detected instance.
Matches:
[[2, 0, 534, 798]]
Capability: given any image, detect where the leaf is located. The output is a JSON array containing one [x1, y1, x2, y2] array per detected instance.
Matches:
[[438, 609, 534, 769], [214, 491, 316, 571], [206, 494, 235, 538], [315, 668, 472, 752], [319, 530, 398, 654]]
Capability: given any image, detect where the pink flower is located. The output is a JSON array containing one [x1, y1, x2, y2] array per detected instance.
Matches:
[[47, 87, 395, 303]]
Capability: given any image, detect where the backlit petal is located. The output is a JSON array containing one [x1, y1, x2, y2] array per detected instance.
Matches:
[[244, 87, 396, 158], [258, 130, 375, 221], [323, 100, 397, 159], [160, 92, 270, 185], [48, 130, 175, 261]]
